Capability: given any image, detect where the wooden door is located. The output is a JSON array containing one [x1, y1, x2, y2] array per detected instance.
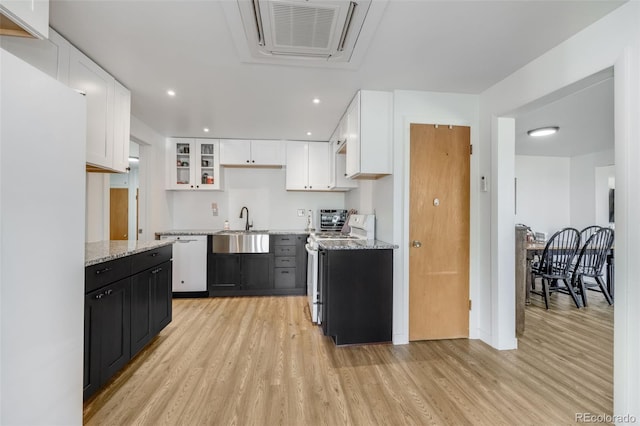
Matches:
[[109, 188, 128, 240], [409, 124, 470, 340]]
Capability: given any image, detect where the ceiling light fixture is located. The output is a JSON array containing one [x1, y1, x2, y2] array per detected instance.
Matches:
[[203, 127, 210, 133], [167, 89, 176, 97], [312, 98, 320, 104], [306, 131, 312, 136], [527, 126, 559, 137]]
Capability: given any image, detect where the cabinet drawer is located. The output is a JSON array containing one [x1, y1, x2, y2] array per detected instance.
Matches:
[[273, 235, 296, 246], [274, 268, 296, 288], [85, 257, 132, 293], [275, 257, 296, 268], [275, 246, 296, 256], [131, 245, 172, 275]]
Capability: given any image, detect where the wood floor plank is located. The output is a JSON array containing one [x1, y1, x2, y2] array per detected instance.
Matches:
[[84, 294, 613, 425]]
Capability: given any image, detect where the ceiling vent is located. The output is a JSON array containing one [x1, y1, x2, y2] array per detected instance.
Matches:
[[234, 0, 374, 64]]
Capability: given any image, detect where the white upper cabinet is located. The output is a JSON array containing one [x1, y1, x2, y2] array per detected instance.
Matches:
[[0, 28, 70, 82], [70, 47, 114, 170], [167, 138, 220, 191], [0, 0, 49, 39], [343, 90, 393, 179], [285, 141, 330, 191], [69, 46, 130, 173], [220, 139, 284, 166], [112, 81, 131, 173]]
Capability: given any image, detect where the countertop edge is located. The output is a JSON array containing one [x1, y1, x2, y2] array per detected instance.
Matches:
[[85, 240, 173, 267], [156, 229, 311, 236]]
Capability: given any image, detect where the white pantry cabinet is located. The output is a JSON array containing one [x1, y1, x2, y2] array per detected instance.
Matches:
[[0, 0, 49, 39], [220, 139, 284, 166], [69, 46, 130, 173], [167, 138, 220, 190], [343, 90, 393, 179], [285, 141, 330, 191]]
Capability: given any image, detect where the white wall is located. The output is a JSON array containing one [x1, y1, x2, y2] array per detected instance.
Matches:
[[595, 165, 615, 227], [85, 173, 109, 242], [391, 90, 480, 345], [479, 1, 640, 417], [131, 116, 171, 240], [514, 156, 570, 235], [169, 167, 346, 231], [570, 149, 614, 229]]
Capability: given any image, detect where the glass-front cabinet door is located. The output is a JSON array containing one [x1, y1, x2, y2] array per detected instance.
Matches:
[[197, 140, 219, 189], [167, 138, 220, 190]]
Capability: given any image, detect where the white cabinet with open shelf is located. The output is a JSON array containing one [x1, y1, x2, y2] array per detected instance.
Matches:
[[167, 138, 220, 190]]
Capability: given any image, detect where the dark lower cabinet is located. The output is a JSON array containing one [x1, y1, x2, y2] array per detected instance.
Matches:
[[208, 234, 307, 297], [130, 260, 172, 357], [83, 277, 131, 400], [241, 255, 274, 289], [84, 245, 172, 400], [320, 248, 393, 346], [208, 253, 274, 295]]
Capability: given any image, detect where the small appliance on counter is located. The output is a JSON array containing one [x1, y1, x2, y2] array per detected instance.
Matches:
[[318, 209, 347, 231]]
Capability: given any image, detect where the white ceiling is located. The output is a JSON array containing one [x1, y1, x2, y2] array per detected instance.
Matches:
[[515, 75, 614, 157], [49, 0, 625, 142]]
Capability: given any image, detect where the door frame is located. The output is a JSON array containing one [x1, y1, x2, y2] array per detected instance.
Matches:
[[395, 112, 480, 345]]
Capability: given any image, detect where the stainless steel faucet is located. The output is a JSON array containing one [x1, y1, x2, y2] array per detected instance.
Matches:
[[239, 206, 252, 231]]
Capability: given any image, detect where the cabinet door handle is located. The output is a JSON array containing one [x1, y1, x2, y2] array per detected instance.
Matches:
[[246, 160, 250, 163], [281, 270, 290, 274], [95, 293, 104, 299], [150, 252, 159, 257], [105, 289, 113, 296], [95, 267, 112, 275]]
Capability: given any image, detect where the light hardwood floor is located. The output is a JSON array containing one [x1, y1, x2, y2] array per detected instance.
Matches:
[[84, 293, 613, 425]]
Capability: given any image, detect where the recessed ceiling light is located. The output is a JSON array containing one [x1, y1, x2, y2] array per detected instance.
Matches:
[[167, 89, 176, 97], [312, 98, 320, 104], [527, 126, 559, 137], [306, 131, 312, 136], [203, 127, 210, 133]]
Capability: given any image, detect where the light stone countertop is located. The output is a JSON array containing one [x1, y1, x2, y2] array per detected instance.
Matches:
[[85, 240, 173, 267], [317, 240, 398, 250], [155, 229, 311, 236]]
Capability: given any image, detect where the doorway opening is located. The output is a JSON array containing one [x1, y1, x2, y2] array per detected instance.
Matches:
[[109, 141, 140, 241]]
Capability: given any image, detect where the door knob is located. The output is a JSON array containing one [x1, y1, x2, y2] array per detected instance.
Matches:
[[412, 240, 422, 248]]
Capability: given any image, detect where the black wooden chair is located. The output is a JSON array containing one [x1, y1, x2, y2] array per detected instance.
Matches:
[[579, 225, 602, 247], [530, 227, 581, 309], [571, 227, 614, 307]]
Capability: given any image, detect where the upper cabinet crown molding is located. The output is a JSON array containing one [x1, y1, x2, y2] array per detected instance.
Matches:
[[0, 0, 49, 39], [220, 139, 284, 167]]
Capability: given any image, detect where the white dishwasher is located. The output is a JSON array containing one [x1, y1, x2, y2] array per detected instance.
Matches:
[[160, 235, 208, 297]]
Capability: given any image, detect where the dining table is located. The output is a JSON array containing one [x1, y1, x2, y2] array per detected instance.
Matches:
[[514, 225, 614, 336]]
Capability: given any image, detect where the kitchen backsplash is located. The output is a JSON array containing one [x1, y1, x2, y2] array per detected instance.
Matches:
[[169, 168, 346, 230]]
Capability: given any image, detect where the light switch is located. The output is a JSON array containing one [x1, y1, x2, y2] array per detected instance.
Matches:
[[211, 202, 218, 216], [297, 209, 305, 217]]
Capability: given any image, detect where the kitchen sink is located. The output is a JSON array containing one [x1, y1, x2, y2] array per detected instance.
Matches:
[[211, 232, 269, 253]]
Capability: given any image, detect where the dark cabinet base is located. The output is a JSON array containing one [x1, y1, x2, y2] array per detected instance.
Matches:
[[320, 249, 393, 346], [208, 234, 307, 297]]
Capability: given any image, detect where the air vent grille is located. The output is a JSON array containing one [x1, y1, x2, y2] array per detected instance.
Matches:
[[271, 2, 336, 49]]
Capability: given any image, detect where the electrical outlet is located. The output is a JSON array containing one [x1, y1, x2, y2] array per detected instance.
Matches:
[[297, 209, 305, 217], [211, 202, 218, 216]]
